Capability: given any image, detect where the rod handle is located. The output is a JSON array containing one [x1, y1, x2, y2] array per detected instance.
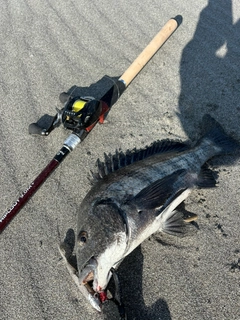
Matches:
[[119, 16, 181, 87]]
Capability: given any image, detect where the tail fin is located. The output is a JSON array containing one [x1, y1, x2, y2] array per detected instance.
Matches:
[[200, 114, 240, 155]]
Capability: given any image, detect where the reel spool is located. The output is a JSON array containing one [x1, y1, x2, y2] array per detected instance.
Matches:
[[61, 96, 101, 131]]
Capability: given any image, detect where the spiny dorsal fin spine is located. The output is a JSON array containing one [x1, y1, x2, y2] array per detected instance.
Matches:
[[97, 158, 105, 178], [90, 139, 189, 183]]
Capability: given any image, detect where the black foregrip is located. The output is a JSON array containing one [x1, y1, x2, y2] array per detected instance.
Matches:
[[101, 79, 126, 108]]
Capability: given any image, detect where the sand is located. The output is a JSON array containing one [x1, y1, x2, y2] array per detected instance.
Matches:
[[0, 1, 239, 319]]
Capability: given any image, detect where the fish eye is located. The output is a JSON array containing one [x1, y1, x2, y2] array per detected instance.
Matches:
[[78, 231, 88, 245]]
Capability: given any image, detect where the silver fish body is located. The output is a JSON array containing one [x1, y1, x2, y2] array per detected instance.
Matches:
[[70, 115, 239, 311]]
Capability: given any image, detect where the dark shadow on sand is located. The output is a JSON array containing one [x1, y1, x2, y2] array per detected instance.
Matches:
[[178, 0, 240, 145], [117, 245, 172, 320]]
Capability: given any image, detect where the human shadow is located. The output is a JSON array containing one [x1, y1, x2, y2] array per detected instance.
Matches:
[[178, 0, 240, 147]]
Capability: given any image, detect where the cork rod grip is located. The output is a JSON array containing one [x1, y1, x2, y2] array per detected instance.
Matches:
[[119, 18, 179, 87]]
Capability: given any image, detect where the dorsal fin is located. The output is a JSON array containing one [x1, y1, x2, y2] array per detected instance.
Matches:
[[89, 139, 189, 183]]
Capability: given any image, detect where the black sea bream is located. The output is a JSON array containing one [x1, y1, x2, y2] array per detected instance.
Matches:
[[60, 115, 239, 312]]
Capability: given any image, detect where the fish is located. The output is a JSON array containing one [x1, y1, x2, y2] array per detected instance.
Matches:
[[59, 114, 239, 312]]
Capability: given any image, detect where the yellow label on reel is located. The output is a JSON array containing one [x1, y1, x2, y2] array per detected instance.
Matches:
[[65, 99, 88, 121], [72, 99, 87, 113]]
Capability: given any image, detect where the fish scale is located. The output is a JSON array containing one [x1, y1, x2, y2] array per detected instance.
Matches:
[[97, 149, 203, 201]]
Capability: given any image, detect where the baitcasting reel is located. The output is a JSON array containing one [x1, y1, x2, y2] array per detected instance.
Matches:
[[29, 93, 109, 137]]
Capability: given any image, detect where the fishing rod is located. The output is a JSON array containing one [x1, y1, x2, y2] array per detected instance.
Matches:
[[0, 16, 182, 233]]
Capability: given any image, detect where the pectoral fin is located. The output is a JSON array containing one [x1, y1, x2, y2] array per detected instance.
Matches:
[[133, 169, 186, 211]]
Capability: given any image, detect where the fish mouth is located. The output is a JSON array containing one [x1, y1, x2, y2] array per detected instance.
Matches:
[[78, 257, 98, 294], [82, 271, 95, 295], [83, 270, 94, 284], [77, 257, 107, 312], [78, 257, 111, 311]]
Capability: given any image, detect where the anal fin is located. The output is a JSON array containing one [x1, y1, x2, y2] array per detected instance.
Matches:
[[196, 164, 218, 188], [177, 202, 198, 222], [183, 212, 198, 223]]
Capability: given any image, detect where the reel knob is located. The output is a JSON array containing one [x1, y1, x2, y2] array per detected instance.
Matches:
[[28, 123, 48, 136]]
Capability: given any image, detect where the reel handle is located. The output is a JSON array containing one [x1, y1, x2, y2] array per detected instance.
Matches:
[[29, 123, 48, 136]]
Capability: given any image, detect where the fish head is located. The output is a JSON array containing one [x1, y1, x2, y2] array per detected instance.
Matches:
[[76, 198, 127, 294]]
